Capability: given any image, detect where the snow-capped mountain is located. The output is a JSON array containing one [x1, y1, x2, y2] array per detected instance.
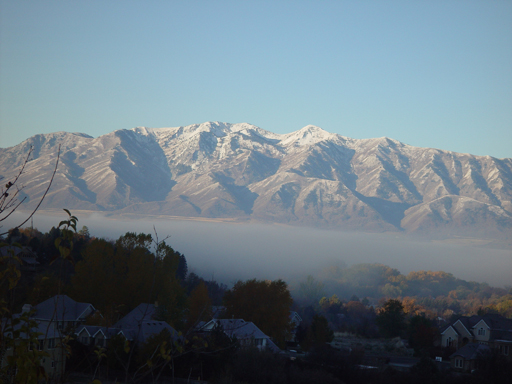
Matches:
[[1, 122, 511, 240]]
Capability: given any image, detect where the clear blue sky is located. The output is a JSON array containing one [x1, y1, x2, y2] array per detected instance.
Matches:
[[1, 0, 511, 158]]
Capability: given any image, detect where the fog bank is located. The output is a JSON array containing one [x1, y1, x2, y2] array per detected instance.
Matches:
[[4, 211, 512, 287]]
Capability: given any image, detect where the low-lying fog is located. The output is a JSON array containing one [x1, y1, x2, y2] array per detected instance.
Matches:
[[4, 211, 512, 288]]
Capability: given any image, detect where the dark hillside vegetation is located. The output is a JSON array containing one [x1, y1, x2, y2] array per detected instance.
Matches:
[[292, 264, 512, 320], [1, 219, 511, 383]]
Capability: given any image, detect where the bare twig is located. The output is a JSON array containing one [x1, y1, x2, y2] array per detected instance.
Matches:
[[0, 146, 34, 221], [0, 145, 61, 236]]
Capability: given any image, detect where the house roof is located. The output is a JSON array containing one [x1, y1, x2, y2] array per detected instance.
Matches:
[[450, 343, 490, 360], [6, 313, 61, 340], [478, 314, 512, 332], [442, 314, 512, 341], [0, 245, 39, 267], [32, 295, 95, 322], [114, 303, 156, 329], [289, 311, 302, 325], [454, 318, 472, 336], [110, 303, 180, 344], [200, 319, 281, 352], [76, 325, 121, 338], [212, 319, 269, 340], [440, 325, 459, 336], [211, 306, 226, 319], [77, 322, 179, 344], [124, 321, 179, 344]]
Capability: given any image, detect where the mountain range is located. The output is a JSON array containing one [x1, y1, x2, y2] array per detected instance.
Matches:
[[1, 122, 511, 241]]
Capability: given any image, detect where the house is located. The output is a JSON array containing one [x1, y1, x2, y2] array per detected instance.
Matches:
[[2, 295, 96, 379], [75, 303, 180, 348], [289, 311, 302, 326], [75, 325, 120, 348], [449, 343, 490, 372], [286, 311, 303, 348], [0, 244, 40, 271], [440, 313, 512, 358], [440, 313, 512, 371], [197, 318, 281, 352]]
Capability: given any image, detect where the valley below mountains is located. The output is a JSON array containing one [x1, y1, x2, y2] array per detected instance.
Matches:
[[1, 122, 511, 243]]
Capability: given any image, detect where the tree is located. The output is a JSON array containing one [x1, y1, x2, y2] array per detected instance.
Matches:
[[302, 314, 334, 350], [223, 279, 293, 347], [319, 294, 343, 314], [186, 281, 212, 330], [71, 232, 188, 326], [408, 315, 438, 353], [77, 225, 90, 239], [0, 210, 77, 383], [376, 299, 406, 338], [0, 145, 60, 236], [298, 275, 325, 304]]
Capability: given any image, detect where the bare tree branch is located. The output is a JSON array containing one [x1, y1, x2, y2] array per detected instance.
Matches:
[[0, 146, 34, 221], [0, 144, 61, 236]]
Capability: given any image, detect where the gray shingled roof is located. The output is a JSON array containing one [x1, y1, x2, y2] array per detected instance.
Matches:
[[441, 314, 512, 342], [200, 319, 281, 352], [450, 343, 490, 360], [112, 303, 180, 344], [33, 295, 94, 322], [114, 303, 156, 329]]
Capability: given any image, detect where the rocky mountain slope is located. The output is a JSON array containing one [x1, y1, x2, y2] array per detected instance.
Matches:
[[1, 122, 511, 240]]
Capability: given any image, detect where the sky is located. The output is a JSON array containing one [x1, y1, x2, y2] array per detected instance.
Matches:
[[1, 1, 511, 158]]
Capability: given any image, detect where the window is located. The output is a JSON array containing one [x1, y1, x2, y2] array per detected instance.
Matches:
[[478, 327, 485, 336], [499, 345, 509, 356], [455, 359, 463, 368], [38, 340, 44, 351], [446, 337, 453, 347], [47, 338, 55, 349], [51, 361, 56, 368], [81, 336, 89, 345]]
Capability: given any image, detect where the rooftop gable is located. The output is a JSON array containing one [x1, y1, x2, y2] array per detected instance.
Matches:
[[481, 314, 512, 331], [114, 303, 156, 329], [202, 319, 269, 340], [453, 319, 472, 337], [472, 319, 490, 331], [441, 325, 459, 336], [32, 295, 95, 322]]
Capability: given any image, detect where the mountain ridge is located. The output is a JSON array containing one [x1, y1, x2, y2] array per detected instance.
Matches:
[[1, 122, 511, 241]]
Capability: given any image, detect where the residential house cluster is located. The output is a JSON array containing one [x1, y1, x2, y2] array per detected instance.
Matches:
[[196, 318, 281, 352], [75, 302, 180, 347], [2, 295, 95, 378], [3, 295, 287, 379], [440, 313, 512, 372]]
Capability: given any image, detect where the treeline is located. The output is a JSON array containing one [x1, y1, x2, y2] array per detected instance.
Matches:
[[3, 226, 227, 330], [5, 225, 512, 324], [292, 263, 512, 319]]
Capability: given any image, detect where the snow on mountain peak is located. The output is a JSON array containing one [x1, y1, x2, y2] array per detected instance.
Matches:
[[281, 125, 333, 147], [197, 121, 229, 137], [132, 126, 152, 137]]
